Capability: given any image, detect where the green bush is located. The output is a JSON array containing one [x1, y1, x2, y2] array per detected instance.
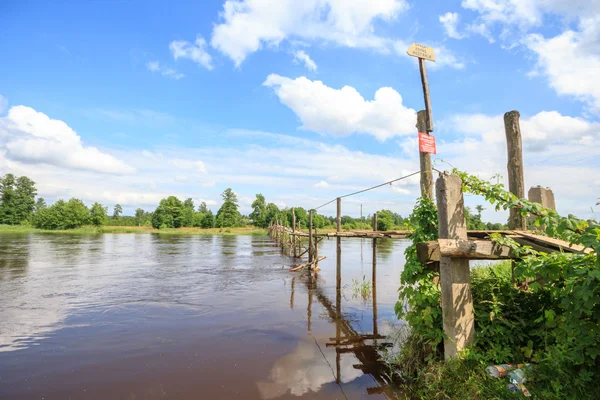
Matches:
[[394, 171, 600, 399], [33, 198, 90, 230]]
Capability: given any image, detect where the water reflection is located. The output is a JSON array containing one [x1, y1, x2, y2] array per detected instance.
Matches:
[[257, 334, 364, 399], [0, 233, 409, 399], [260, 236, 399, 399]]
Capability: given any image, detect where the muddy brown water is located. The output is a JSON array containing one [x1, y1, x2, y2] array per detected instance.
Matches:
[[0, 234, 410, 399]]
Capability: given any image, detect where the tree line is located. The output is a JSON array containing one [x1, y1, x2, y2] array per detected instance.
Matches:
[[0, 173, 506, 231]]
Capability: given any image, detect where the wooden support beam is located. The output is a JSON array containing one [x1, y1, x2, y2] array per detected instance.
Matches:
[[436, 173, 474, 360], [417, 239, 514, 263], [504, 110, 527, 230], [373, 212, 378, 232], [417, 110, 433, 200]]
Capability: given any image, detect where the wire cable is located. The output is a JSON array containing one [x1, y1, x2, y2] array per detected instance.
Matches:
[[312, 171, 421, 210]]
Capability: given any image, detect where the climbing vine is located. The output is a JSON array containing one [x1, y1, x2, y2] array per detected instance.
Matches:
[[395, 170, 600, 398], [395, 197, 443, 355]]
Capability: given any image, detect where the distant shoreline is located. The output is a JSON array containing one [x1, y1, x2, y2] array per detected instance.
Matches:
[[0, 225, 267, 236]]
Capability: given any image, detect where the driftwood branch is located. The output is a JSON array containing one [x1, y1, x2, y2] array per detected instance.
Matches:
[[290, 256, 326, 272]]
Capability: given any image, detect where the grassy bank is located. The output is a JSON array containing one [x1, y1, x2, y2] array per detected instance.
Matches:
[[0, 225, 267, 236]]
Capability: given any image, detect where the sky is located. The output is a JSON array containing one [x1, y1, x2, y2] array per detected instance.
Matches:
[[0, 0, 599, 223]]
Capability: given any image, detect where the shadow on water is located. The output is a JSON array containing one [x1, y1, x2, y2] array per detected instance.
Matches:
[[0, 233, 411, 399]]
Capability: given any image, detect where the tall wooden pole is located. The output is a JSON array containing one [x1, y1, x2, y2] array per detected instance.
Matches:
[[417, 110, 434, 200], [292, 208, 297, 257], [504, 110, 527, 230], [373, 212, 378, 232], [336, 197, 341, 233], [309, 210, 314, 263], [360, 204, 363, 230], [372, 238, 378, 339], [418, 58, 434, 132]]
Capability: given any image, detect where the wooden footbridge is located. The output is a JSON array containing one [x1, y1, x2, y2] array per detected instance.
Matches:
[[267, 107, 589, 367]]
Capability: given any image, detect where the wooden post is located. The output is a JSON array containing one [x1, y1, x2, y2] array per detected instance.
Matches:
[[336, 198, 341, 233], [373, 212, 378, 232], [504, 110, 527, 230], [417, 110, 434, 201], [297, 221, 302, 257], [418, 58, 434, 132], [436, 173, 475, 359], [309, 210, 314, 263], [292, 208, 297, 257], [372, 238, 378, 338]]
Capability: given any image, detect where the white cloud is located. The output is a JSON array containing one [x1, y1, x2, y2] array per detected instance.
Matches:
[[292, 50, 317, 71], [210, 0, 409, 66], [524, 17, 600, 113], [0, 106, 135, 175], [315, 180, 329, 188], [263, 74, 416, 140], [461, 0, 600, 30], [0, 95, 7, 115], [146, 61, 185, 80], [170, 158, 207, 173], [170, 35, 214, 70], [437, 110, 600, 221], [440, 12, 465, 39]]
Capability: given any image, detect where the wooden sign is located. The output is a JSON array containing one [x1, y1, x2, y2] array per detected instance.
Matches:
[[407, 43, 435, 62], [419, 132, 436, 154]]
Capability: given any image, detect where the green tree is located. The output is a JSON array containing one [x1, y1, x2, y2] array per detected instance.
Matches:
[[182, 198, 195, 227], [0, 174, 37, 224], [113, 204, 123, 218], [34, 197, 47, 213], [201, 210, 215, 228], [34, 198, 90, 230], [151, 196, 184, 229], [265, 203, 280, 226], [184, 198, 194, 209], [135, 208, 145, 226], [198, 202, 208, 213], [90, 202, 108, 227], [376, 210, 396, 231], [15, 176, 37, 223], [216, 188, 240, 228], [250, 194, 267, 227]]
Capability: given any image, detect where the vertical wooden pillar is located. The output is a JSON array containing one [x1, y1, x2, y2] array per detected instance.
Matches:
[[309, 210, 314, 263], [418, 58, 434, 132], [335, 234, 342, 383], [372, 238, 378, 338], [292, 208, 297, 257], [336, 197, 341, 233], [504, 110, 527, 230], [417, 110, 434, 201], [436, 173, 475, 359], [297, 221, 301, 256], [373, 212, 378, 232]]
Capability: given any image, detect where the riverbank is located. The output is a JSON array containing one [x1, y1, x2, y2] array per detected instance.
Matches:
[[0, 225, 267, 235]]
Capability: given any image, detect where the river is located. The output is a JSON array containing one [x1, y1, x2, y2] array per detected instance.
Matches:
[[0, 233, 410, 399]]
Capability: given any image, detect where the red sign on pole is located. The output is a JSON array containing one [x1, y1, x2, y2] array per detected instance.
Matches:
[[418, 132, 436, 154]]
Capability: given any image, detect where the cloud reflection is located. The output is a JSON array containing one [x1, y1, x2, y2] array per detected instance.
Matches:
[[257, 334, 363, 399]]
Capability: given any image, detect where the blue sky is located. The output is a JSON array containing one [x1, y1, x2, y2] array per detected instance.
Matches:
[[0, 0, 599, 222]]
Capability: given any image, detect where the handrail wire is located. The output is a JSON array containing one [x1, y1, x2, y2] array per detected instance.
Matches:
[[313, 170, 421, 211]]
